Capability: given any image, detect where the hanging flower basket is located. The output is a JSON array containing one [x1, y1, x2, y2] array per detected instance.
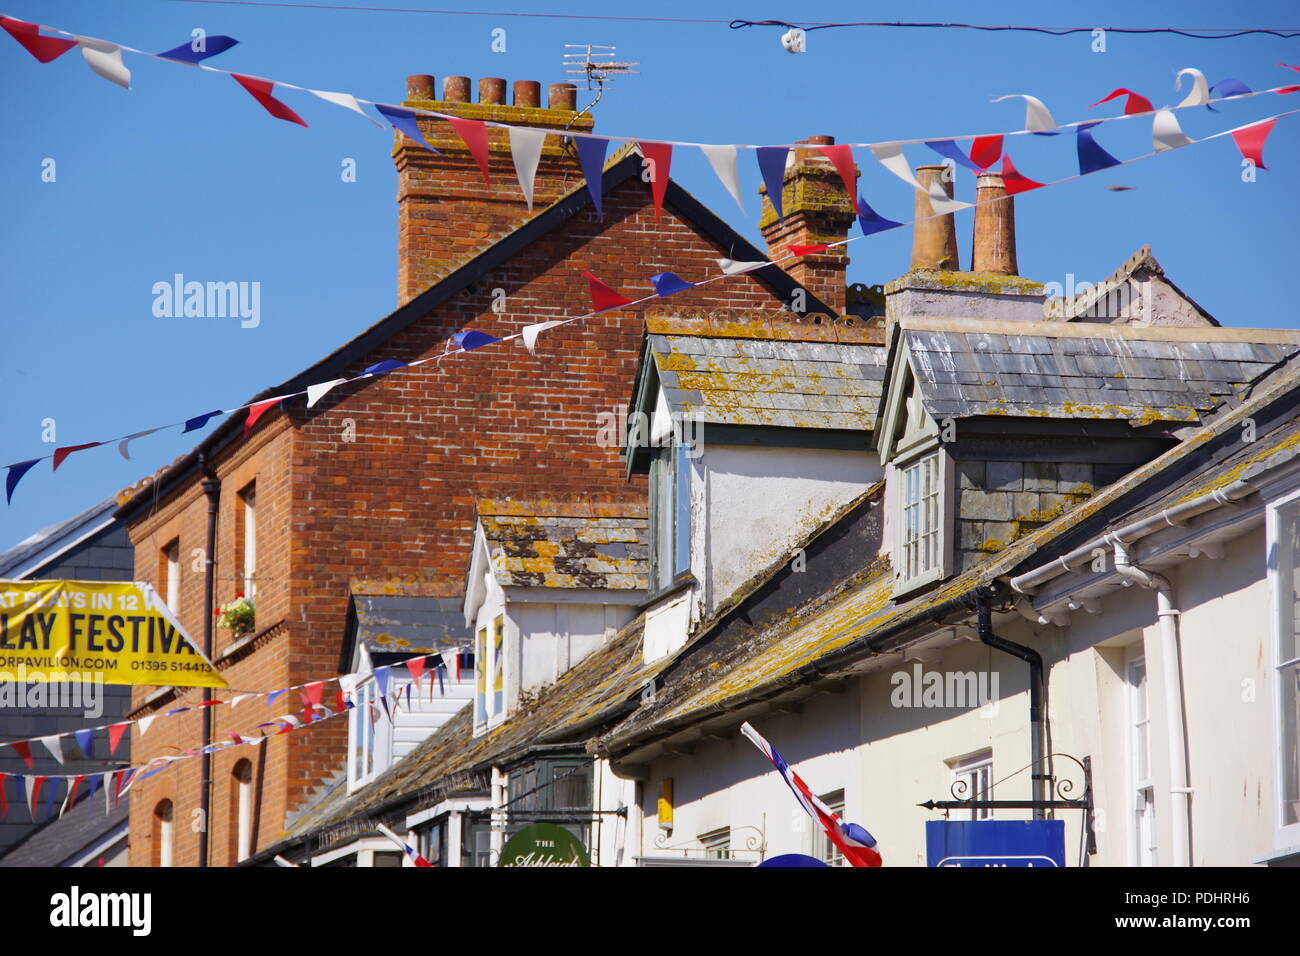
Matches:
[[216, 593, 255, 636]]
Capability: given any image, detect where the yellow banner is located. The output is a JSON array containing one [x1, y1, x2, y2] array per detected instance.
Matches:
[[0, 580, 227, 688]]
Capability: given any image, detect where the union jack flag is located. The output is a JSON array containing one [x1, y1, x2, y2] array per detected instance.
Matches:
[[741, 722, 882, 867], [377, 823, 433, 867]]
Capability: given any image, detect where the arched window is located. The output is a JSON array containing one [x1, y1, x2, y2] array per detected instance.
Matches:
[[233, 759, 254, 862], [153, 800, 174, 868]]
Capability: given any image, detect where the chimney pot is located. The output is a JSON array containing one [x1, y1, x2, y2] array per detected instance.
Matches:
[[443, 76, 471, 103], [971, 172, 1018, 275], [513, 80, 541, 108], [910, 164, 960, 272], [548, 83, 577, 111], [479, 77, 506, 105], [406, 74, 435, 100]]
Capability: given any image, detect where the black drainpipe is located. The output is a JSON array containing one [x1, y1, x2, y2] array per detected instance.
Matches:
[[199, 454, 220, 867], [976, 589, 1046, 819]]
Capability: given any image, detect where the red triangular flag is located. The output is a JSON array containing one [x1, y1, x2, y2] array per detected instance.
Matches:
[[815, 143, 858, 211], [1091, 88, 1154, 115], [0, 773, 6, 819], [107, 722, 128, 756], [10, 741, 32, 769], [405, 657, 426, 685], [583, 270, 634, 313], [232, 74, 308, 127], [335, 689, 347, 713], [303, 681, 325, 706], [448, 116, 491, 185], [970, 135, 1003, 170], [1231, 118, 1276, 170], [1000, 154, 1045, 195], [637, 141, 673, 221], [0, 17, 77, 63], [789, 243, 830, 256], [52, 442, 103, 471], [244, 398, 280, 436]]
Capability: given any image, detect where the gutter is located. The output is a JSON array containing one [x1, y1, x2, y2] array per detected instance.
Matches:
[[1008, 479, 1254, 597]]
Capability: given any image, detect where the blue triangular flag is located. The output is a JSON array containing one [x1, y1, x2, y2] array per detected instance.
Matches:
[[43, 779, 59, 821], [856, 197, 903, 237], [574, 136, 610, 220], [924, 140, 981, 172], [756, 147, 790, 221], [266, 688, 288, 707], [649, 272, 695, 297], [5, 459, 40, 505], [156, 35, 239, 64], [453, 330, 500, 351], [373, 665, 391, 698], [1076, 122, 1122, 175], [375, 104, 441, 154], [74, 729, 93, 758], [86, 774, 100, 803], [1208, 78, 1252, 111], [182, 410, 223, 434], [363, 359, 406, 377]]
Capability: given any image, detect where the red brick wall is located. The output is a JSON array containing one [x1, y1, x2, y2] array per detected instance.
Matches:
[[124, 135, 801, 866]]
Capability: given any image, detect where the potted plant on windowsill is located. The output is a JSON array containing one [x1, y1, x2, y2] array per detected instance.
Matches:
[[216, 592, 255, 639]]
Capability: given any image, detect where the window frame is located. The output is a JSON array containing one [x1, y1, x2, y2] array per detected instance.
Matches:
[[893, 445, 954, 597], [1125, 647, 1158, 866], [948, 750, 994, 822], [810, 789, 846, 866], [161, 538, 181, 613], [698, 826, 732, 860], [237, 482, 257, 600], [234, 759, 254, 862], [648, 442, 692, 592], [1267, 487, 1300, 853]]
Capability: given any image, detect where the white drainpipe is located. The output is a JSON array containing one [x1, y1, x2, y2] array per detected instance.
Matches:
[[1111, 538, 1191, 867]]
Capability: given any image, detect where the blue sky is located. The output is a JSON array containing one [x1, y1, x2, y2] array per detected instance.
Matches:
[[2, 0, 1298, 549]]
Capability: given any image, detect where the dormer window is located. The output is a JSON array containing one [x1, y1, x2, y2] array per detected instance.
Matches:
[[894, 447, 953, 595]]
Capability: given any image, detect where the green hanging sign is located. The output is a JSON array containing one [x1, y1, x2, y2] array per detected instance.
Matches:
[[499, 823, 589, 867]]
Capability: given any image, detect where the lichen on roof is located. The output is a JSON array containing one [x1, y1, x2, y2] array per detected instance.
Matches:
[[477, 499, 649, 590]]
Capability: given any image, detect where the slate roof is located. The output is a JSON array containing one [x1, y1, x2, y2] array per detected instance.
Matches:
[[0, 495, 118, 578], [649, 334, 888, 431], [478, 500, 649, 590], [350, 594, 473, 655], [899, 317, 1300, 426], [0, 796, 128, 867], [261, 614, 663, 857]]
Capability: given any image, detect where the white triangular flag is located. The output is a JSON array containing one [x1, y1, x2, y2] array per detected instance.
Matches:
[[992, 93, 1056, 133], [1152, 110, 1194, 152], [118, 427, 163, 460], [869, 143, 970, 217], [1175, 68, 1209, 108], [310, 88, 383, 127], [521, 320, 566, 355], [103, 772, 113, 815], [137, 715, 158, 736], [38, 735, 65, 765], [77, 38, 130, 89], [715, 258, 767, 276], [508, 127, 547, 212], [700, 145, 746, 213], [229, 693, 255, 708], [25, 776, 40, 820], [306, 378, 348, 408]]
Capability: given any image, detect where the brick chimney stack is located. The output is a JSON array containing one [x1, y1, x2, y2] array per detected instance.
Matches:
[[759, 135, 856, 315], [394, 74, 587, 305], [910, 164, 960, 272], [970, 172, 1018, 275]]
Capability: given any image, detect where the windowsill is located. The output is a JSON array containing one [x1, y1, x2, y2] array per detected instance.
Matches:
[[1253, 844, 1300, 865], [639, 572, 697, 611], [892, 567, 946, 601]]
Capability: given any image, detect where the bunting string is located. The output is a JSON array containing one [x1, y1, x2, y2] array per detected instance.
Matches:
[[0, 650, 463, 775], [1, 97, 1295, 502], [2, 12, 1297, 501]]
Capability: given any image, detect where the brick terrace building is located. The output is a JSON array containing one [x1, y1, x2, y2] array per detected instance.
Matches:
[[115, 74, 856, 865]]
